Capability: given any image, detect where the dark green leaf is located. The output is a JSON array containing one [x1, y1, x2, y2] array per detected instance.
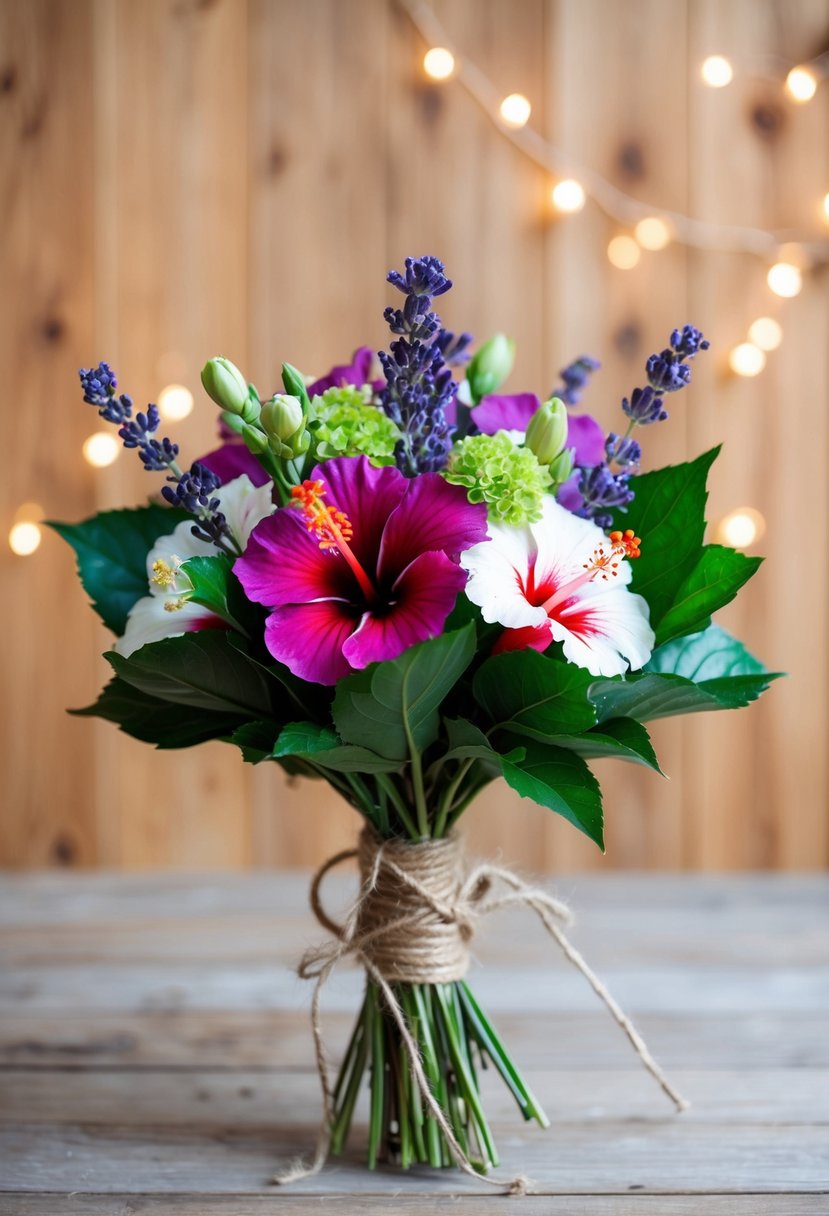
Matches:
[[49, 504, 188, 634], [646, 624, 769, 681], [654, 546, 763, 646], [611, 449, 719, 625], [105, 632, 276, 718], [473, 649, 596, 741], [590, 669, 780, 724], [273, 721, 401, 773], [229, 719, 280, 763], [499, 739, 604, 849], [72, 677, 244, 748], [546, 717, 662, 771], [226, 632, 331, 723], [438, 718, 525, 765], [181, 554, 262, 635], [332, 625, 476, 761]]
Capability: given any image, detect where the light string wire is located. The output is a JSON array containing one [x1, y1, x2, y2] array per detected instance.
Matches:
[[398, 0, 829, 263]]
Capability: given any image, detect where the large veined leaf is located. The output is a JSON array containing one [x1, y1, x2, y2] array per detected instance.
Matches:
[[611, 448, 718, 626], [105, 632, 277, 718], [654, 545, 762, 646], [181, 554, 263, 636], [645, 624, 770, 680], [499, 738, 604, 849], [72, 677, 244, 748], [272, 722, 402, 773], [473, 649, 596, 741], [332, 624, 476, 761], [545, 717, 662, 772], [427, 718, 525, 773], [49, 503, 188, 634]]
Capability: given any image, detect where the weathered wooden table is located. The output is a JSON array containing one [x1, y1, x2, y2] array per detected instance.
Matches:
[[1, 872, 827, 1213]]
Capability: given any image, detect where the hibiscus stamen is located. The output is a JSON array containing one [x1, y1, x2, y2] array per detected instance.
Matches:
[[541, 529, 643, 613], [290, 479, 377, 603]]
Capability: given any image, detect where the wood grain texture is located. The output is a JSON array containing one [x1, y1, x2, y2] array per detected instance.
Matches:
[[2, 0, 828, 871], [0, 871, 827, 1208]]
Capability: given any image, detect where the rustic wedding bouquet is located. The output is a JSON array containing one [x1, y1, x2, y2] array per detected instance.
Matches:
[[57, 255, 776, 1188]]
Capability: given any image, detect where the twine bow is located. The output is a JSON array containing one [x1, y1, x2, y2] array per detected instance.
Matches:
[[275, 828, 688, 1195]]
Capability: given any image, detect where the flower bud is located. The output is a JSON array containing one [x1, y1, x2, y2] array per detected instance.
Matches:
[[241, 423, 269, 455], [525, 396, 568, 465], [466, 334, 515, 403], [201, 357, 252, 419], [548, 447, 575, 485], [260, 394, 304, 443]]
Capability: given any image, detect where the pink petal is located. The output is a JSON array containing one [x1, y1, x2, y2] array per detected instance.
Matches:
[[263, 600, 358, 685], [472, 393, 540, 434], [378, 475, 488, 580], [309, 456, 407, 578], [235, 510, 354, 608], [342, 551, 466, 669], [492, 624, 553, 656], [566, 413, 606, 467]]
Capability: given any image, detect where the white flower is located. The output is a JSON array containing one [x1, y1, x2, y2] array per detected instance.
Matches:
[[115, 474, 273, 658], [460, 496, 654, 677]]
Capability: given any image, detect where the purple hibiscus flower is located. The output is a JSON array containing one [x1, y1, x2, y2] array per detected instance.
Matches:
[[198, 440, 271, 488], [235, 455, 488, 685], [471, 392, 606, 466], [306, 346, 376, 398]]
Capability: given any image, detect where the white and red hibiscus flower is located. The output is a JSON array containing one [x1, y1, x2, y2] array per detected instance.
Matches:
[[115, 475, 275, 658], [234, 456, 488, 685], [460, 497, 654, 678]]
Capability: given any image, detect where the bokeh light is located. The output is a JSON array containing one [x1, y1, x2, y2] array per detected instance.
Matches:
[[82, 432, 120, 468], [607, 235, 641, 269], [158, 383, 194, 421], [728, 343, 766, 377], [499, 93, 532, 128], [551, 179, 586, 213], [701, 56, 733, 88], [748, 317, 783, 352], [423, 47, 455, 81]]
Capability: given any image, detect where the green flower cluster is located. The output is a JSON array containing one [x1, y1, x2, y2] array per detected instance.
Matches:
[[443, 431, 552, 525], [307, 386, 401, 466]]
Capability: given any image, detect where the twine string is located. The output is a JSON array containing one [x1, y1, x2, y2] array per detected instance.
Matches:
[[274, 828, 688, 1194]]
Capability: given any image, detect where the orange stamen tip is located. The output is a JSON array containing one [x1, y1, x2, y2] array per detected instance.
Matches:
[[608, 528, 642, 559]]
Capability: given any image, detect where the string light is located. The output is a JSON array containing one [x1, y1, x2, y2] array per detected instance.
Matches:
[[551, 179, 586, 213], [635, 216, 672, 250], [822, 192, 829, 223], [700, 55, 733, 88], [717, 507, 766, 549], [607, 235, 641, 270], [729, 343, 766, 377], [158, 383, 194, 421], [423, 47, 455, 81], [748, 317, 783, 351], [499, 93, 531, 128], [786, 66, 818, 103], [767, 262, 802, 298], [9, 520, 42, 556], [82, 431, 120, 468]]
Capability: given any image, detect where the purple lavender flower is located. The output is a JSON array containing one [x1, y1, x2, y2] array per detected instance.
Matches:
[[605, 432, 642, 470], [576, 465, 634, 530], [553, 356, 601, 407], [621, 385, 669, 426], [378, 256, 457, 476]]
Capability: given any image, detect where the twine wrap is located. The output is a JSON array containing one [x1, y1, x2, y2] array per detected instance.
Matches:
[[276, 826, 689, 1195]]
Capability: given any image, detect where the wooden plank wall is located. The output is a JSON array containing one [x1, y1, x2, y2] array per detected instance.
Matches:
[[1, 0, 827, 872]]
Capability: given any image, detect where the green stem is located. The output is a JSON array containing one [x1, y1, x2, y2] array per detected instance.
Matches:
[[367, 985, 386, 1169], [433, 985, 497, 1169], [458, 981, 548, 1127], [330, 993, 370, 1155], [374, 773, 418, 838], [433, 758, 475, 838]]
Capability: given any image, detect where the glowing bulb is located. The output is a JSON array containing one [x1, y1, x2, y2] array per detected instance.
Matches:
[[9, 520, 42, 556], [717, 508, 766, 549], [82, 431, 120, 468], [728, 343, 766, 377], [767, 262, 802, 298], [786, 66, 817, 103], [701, 55, 733, 88], [607, 235, 641, 270], [550, 179, 586, 213], [499, 93, 531, 128], [748, 317, 783, 351], [822, 192, 829, 223], [423, 47, 455, 81], [158, 383, 194, 421], [634, 216, 672, 250]]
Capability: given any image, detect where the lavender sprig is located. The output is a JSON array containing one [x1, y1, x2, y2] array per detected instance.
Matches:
[[574, 326, 709, 528], [78, 362, 237, 554], [378, 256, 457, 475], [552, 355, 601, 408]]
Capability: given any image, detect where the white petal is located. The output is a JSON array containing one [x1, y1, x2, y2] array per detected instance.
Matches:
[[552, 585, 655, 677], [114, 595, 217, 658], [217, 474, 276, 549], [460, 523, 547, 629]]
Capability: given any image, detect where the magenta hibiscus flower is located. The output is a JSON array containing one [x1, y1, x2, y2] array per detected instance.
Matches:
[[235, 456, 488, 684]]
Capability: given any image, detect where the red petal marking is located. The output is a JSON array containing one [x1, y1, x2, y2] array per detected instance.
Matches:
[[492, 624, 553, 655], [554, 600, 604, 640], [186, 615, 230, 634]]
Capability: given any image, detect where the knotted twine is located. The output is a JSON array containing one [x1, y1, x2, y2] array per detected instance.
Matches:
[[275, 826, 688, 1195]]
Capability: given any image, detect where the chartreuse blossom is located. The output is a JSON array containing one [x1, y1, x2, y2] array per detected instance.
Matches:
[[116, 475, 274, 657], [307, 385, 401, 465], [235, 455, 487, 685], [460, 496, 654, 677], [443, 430, 552, 525]]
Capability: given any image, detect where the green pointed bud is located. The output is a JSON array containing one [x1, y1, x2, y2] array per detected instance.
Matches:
[[548, 447, 575, 485], [525, 396, 569, 465], [241, 423, 269, 455], [281, 362, 311, 412], [466, 334, 515, 404], [220, 410, 246, 436], [260, 394, 304, 443], [201, 357, 253, 418]]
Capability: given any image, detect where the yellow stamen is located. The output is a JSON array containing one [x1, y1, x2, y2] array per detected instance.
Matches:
[[163, 597, 188, 613], [151, 559, 177, 589]]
